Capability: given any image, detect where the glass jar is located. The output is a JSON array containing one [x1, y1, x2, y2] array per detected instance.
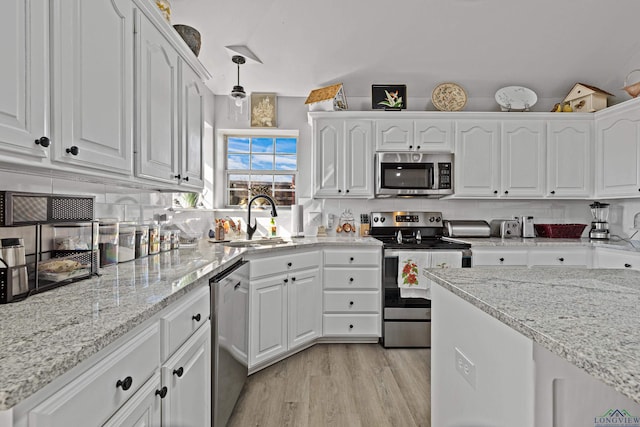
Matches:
[[118, 223, 136, 263], [148, 224, 160, 255], [160, 230, 172, 252], [170, 230, 180, 249], [98, 220, 119, 267], [155, 0, 171, 22], [135, 225, 149, 258]]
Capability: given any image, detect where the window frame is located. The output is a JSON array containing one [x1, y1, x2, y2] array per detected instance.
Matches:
[[223, 132, 299, 208]]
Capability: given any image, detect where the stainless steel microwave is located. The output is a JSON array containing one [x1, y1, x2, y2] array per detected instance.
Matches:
[[375, 152, 454, 197]]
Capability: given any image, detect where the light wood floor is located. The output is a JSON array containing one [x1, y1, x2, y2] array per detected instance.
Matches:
[[228, 344, 431, 427]]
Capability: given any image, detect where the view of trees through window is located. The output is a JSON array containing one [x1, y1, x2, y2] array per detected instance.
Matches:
[[226, 136, 297, 207]]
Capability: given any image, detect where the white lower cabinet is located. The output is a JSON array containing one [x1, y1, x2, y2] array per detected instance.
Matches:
[[595, 247, 640, 270], [472, 248, 528, 266], [27, 285, 211, 427], [473, 247, 591, 267]]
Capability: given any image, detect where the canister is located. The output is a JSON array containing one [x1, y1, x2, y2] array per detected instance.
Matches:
[[148, 224, 160, 255], [159, 230, 172, 252], [135, 225, 149, 258], [170, 230, 180, 249], [118, 223, 136, 262], [98, 220, 119, 267]]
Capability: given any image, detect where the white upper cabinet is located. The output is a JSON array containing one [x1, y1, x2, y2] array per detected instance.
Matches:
[[0, 0, 49, 160], [178, 59, 204, 188], [376, 119, 452, 151], [50, 0, 134, 175], [135, 11, 180, 184], [501, 120, 546, 197], [314, 118, 373, 198], [454, 120, 501, 197], [547, 120, 592, 197], [595, 99, 640, 198]]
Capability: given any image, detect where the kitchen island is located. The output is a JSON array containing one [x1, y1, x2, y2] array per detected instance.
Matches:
[[424, 266, 640, 427]]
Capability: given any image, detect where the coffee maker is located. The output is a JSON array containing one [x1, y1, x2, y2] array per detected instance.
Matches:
[[589, 202, 610, 239]]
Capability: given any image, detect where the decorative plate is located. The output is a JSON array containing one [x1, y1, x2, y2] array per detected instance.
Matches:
[[431, 83, 467, 111], [494, 86, 538, 111]]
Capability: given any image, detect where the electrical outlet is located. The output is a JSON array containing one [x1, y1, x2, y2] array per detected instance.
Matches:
[[455, 347, 476, 389]]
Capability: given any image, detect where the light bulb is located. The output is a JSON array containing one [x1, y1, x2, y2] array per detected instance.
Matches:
[[235, 96, 243, 107]]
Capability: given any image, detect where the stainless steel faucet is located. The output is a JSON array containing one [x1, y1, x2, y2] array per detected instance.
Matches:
[[246, 194, 278, 240]]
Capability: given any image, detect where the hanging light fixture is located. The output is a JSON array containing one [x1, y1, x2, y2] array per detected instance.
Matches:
[[229, 55, 247, 120]]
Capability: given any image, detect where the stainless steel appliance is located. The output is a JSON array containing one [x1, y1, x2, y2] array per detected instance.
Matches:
[[370, 211, 471, 348], [589, 202, 610, 239], [210, 260, 249, 427], [490, 219, 521, 238], [375, 152, 453, 197], [0, 238, 28, 302], [443, 220, 491, 237], [520, 216, 535, 238]]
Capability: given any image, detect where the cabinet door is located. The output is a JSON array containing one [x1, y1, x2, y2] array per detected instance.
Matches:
[[136, 12, 179, 183], [595, 248, 640, 270], [314, 119, 342, 197], [51, 0, 133, 174], [344, 120, 373, 197], [0, 0, 48, 160], [249, 274, 288, 366], [414, 119, 453, 152], [102, 372, 162, 427], [547, 120, 592, 197], [596, 107, 640, 197], [501, 121, 546, 197], [162, 323, 211, 427], [455, 120, 500, 196], [375, 119, 413, 151], [179, 59, 204, 189], [288, 268, 322, 349]]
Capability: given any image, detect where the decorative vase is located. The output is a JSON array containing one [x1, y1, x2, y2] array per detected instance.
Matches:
[[173, 25, 201, 57]]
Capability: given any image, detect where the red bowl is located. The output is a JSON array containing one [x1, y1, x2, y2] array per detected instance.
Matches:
[[534, 224, 587, 239]]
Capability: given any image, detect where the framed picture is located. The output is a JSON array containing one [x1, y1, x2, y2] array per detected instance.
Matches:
[[372, 84, 407, 110], [251, 93, 277, 127]]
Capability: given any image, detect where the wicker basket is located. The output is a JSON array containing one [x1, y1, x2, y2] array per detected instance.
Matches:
[[534, 224, 587, 239], [623, 69, 640, 98]]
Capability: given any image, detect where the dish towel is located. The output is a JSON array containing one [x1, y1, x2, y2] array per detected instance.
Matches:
[[398, 252, 431, 299]]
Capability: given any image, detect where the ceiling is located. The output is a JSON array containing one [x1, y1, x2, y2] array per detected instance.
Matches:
[[171, 0, 640, 108]]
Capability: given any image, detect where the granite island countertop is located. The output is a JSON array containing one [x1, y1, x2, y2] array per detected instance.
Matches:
[[452, 236, 640, 252], [0, 236, 382, 412], [423, 266, 640, 404]]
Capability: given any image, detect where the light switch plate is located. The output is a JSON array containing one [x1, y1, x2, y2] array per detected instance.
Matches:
[[455, 347, 476, 389]]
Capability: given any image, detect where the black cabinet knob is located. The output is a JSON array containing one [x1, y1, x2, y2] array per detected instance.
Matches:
[[155, 387, 168, 398], [184, 176, 189, 181], [283, 278, 289, 283], [550, 190, 556, 195], [174, 174, 181, 180], [66, 146, 79, 155], [346, 189, 350, 193], [625, 263, 632, 268], [499, 257, 505, 262], [349, 301, 354, 306], [287, 262, 292, 267], [416, 146, 421, 150], [349, 324, 354, 329], [349, 257, 354, 262], [409, 145, 413, 149], [338, 189, 342, 193], [504, 190, 509, 195], [349, 277, 354, 282], [192, 313, 201, 322], [291, 277, 296, 282], [116, 376, 133, 391], [558, 257, 565, 262], [173, 367, 184, 377], [493, 190, 498, 194], [35, 136, 50, 147]]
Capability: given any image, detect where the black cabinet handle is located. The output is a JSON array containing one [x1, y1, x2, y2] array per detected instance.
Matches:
[[558, 257, 565, 262], [493, 190, 498, 194], [116, 376, 133, 391], [504, 190, 509, 195], [184, 176, 189, 181], [283, 278, 289, 283], [499, 257, 505, 262], [287, 262, 292, 267], [349, 324, 354, 329], [173, 367, 184, 377], [174, 174, 181, 180], [155, 387, 168, 398], [625, 263, 632, 268], [66, 146, 79, 155], [192, 313, 201, 322], [349, 277, 354, 283], [550, 190, 556, 195], [349, 301, 354, 306], [35, 136, 50, 147]]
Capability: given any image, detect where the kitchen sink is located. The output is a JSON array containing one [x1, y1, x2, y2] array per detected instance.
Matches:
[[223, 238, 291, 248]]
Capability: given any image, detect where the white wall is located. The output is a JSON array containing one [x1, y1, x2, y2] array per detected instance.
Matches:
[[210, 94, 640, 239]]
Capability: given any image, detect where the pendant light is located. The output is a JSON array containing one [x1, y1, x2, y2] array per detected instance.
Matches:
[[229, 55, 247, 120]]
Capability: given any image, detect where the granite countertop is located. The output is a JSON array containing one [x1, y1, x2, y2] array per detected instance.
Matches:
[[452, 236, 640, 252], [0, 236, 381, 412], [423, 267, 640, 404]]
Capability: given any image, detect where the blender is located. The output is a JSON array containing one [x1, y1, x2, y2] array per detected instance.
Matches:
[[589, 202, 610, 239]]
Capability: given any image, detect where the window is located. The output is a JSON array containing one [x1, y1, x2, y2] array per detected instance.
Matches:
[[225, 135, 297, 207]]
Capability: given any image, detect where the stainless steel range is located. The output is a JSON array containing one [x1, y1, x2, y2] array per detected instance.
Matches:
[[369, 211, 471, 348]]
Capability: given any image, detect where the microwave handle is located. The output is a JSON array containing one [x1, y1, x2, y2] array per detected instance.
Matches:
[[431, 166, 435, 189]]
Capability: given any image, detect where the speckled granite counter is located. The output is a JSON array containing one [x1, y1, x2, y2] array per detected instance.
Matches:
[[0, 236, 381, 412], [452, 236, 640, 252], [423, 267, 640, 404]]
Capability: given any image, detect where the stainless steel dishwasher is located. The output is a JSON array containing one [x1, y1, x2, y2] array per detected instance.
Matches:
[[210, 260, 249, 427]]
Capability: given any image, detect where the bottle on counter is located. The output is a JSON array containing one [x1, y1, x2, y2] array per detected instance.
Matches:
[[148, 223, 160, 255], [215, 221, 225, 241], [270, 217, 277, 237]]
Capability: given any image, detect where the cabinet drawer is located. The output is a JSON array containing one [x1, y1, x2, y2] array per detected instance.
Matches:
[[323, 314, 380, 336], [324, 267, 380, 289], [595, 248, 640, 270], [160, 286, 210, 362], [250, 250, 320, 278], [30, 324, 160, 426], [324, 291, 380, 313], [324, 248, 381, 267], [529, 248, 590, 266], [472, 250, 528, 266]]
